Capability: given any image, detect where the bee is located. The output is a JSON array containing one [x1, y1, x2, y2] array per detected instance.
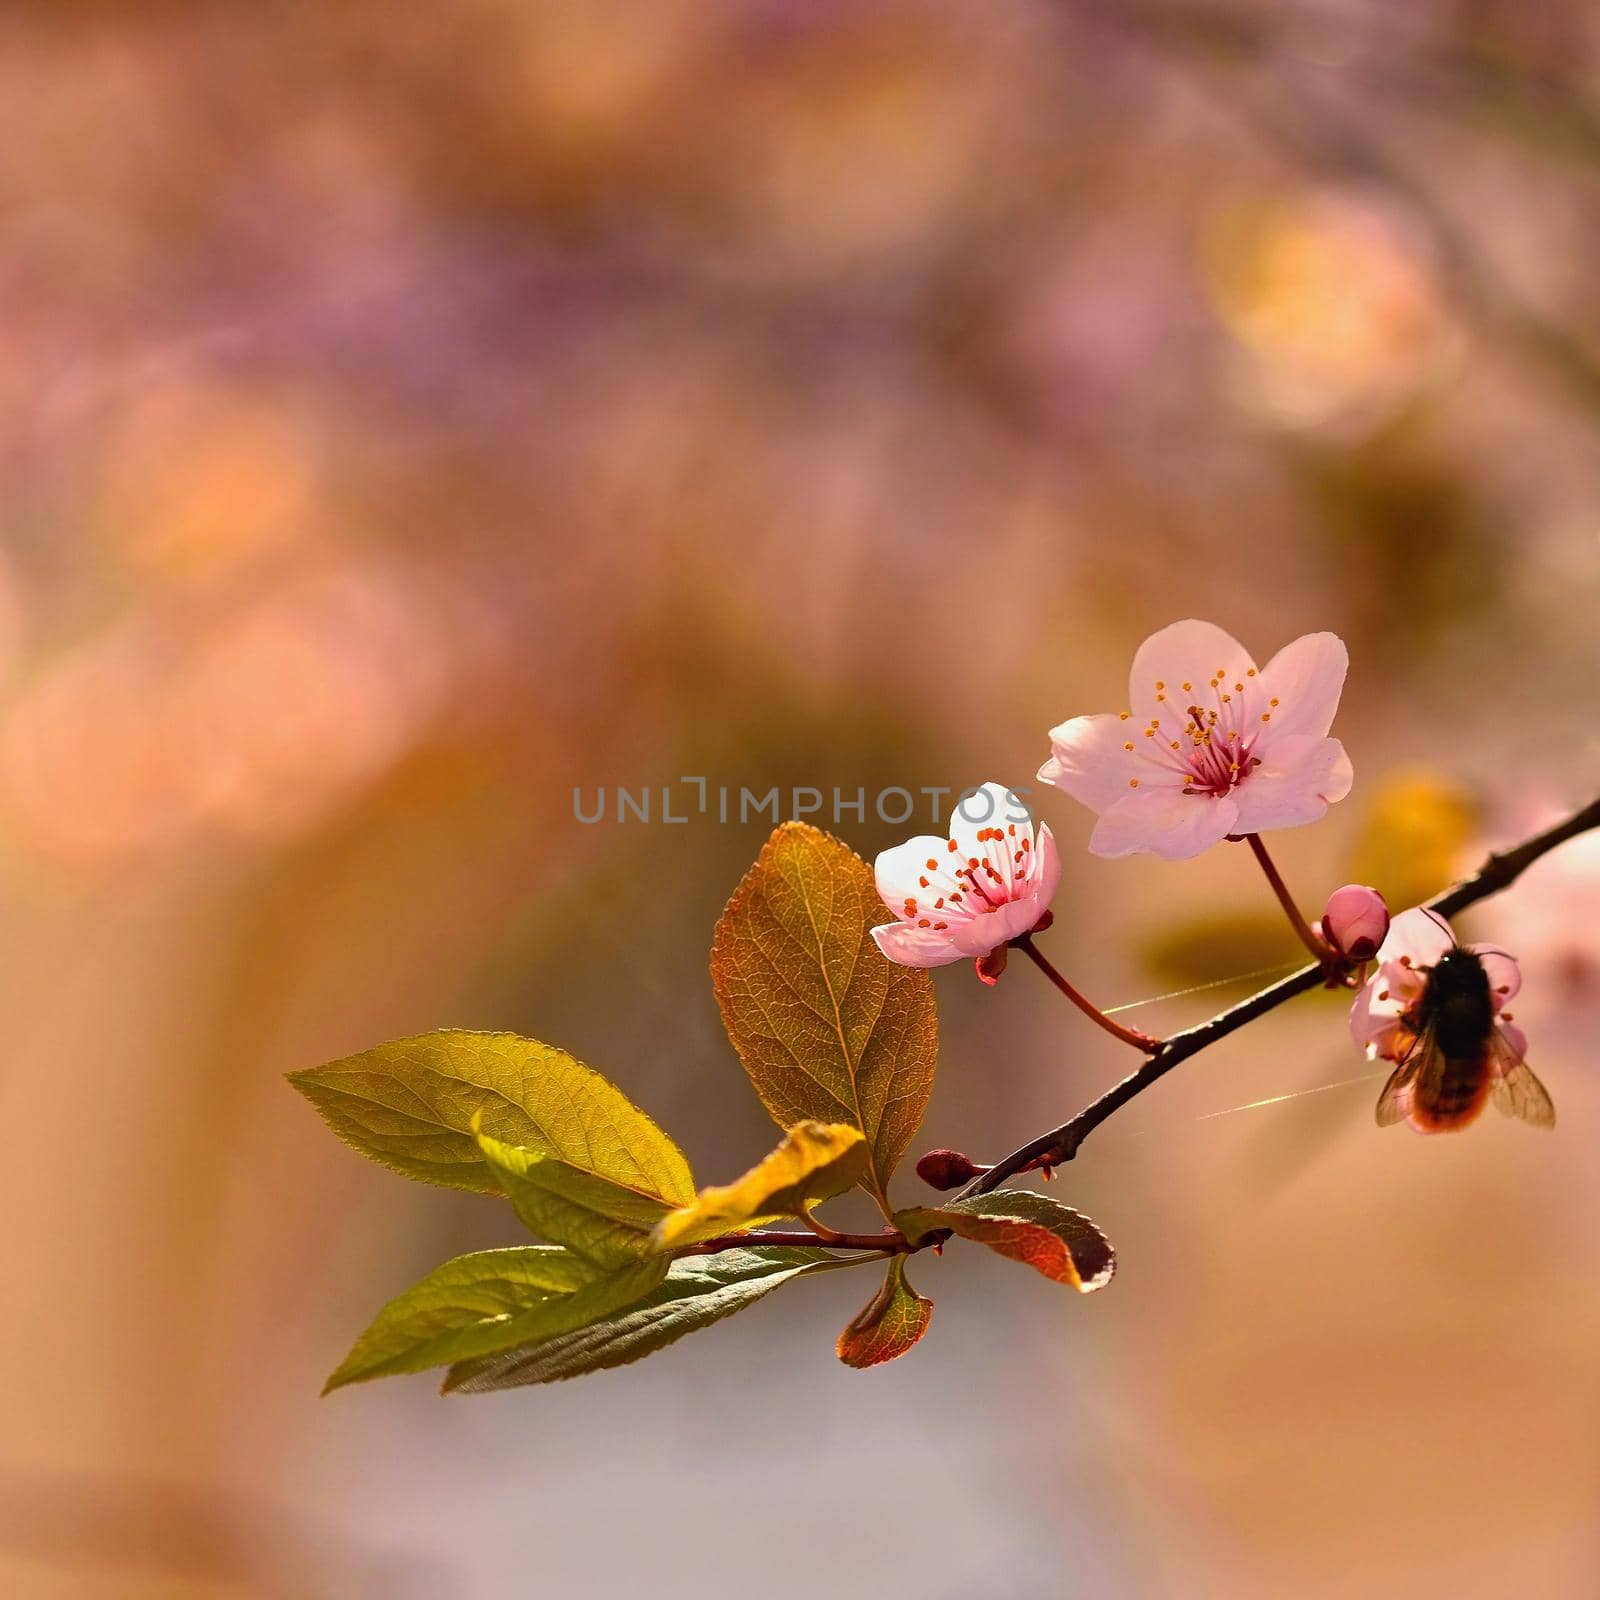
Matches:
[[1375, 937, 1555, 1133]]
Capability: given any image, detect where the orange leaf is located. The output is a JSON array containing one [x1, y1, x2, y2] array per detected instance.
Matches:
[[897, 1192, 1115, 1292], [836, 1258, 933, 1369]]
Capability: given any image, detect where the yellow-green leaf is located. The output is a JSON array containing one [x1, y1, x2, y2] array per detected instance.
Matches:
[[476, 1128, 673, 1266], [444, 1247, 869, 1393], [896, 1192, 1115, 1293], [653, 1122, 868, 1250], [711, 823, 938, 1213], [288, 1030, 695, 1204], [836, 1258, 933, 1369], [323, 1246, 665, 1392]]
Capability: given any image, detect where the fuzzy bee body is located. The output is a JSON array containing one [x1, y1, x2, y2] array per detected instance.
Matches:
[[1376, 942, 1554, 1133]]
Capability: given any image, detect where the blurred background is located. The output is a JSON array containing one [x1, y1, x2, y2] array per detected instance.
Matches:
[[2, 1, 1599, 1595]]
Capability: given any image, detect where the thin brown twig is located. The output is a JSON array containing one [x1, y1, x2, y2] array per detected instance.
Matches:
[[1244, 832, 1335, 966], [1014, 934, 1161, 1052], [958, 794, 1600, 1200]]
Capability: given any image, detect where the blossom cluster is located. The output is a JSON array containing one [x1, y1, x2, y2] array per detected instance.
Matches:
[[870, 618, 1550, 1136], [872, 619, 1350, 968]]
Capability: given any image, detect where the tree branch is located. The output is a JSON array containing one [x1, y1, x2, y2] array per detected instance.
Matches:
[[959, 794, 1600, 1200]]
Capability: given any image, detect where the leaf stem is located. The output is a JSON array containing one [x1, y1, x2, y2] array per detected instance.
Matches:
[[1244, 832, 1333, 966], [1014, 935, 1160, 1052], [960, 794, 1600, 1199]]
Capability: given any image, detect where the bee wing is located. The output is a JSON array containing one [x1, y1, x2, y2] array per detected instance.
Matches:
[[1489, 1028, 1556, 1129], [1374, 1030, 1429, 1127]]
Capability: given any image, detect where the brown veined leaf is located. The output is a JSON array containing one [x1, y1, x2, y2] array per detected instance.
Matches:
[[896, 1191, 1115, 1293], [836, 1258, 933, 1369], [711, 822, 938, 1215], [654, 1122, 868, 1251]]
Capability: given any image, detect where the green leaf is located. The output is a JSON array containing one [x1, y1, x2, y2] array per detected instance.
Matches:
[[653, 1121, 868, 1250], [896, 1191, 1115, 1293], [288, 1030, 695, 1203], [323, 1247, 667, 1392], [710, 823, 938, 1213], [444, 1247, 868, 1393], [835, 1257, 933, 1369], [475, 1128, 672, 1266]]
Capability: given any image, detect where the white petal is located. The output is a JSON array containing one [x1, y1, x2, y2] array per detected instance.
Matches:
[[874, 832, 957, 906], [1128, 619, 1256, 725], [947, 781, 1031, 904], [871, 921, 965, 968], [948, 781, 1029, 855], [1349, 973, 1393, 1049], [1349, 967, 1418, 1061], [1229, 736, 1353, 833], [1088, 789, 1239, 860], [1038, 714, 1142, 814], [1254, 631, 1349, 740], [1376, 906, 1456, 967]]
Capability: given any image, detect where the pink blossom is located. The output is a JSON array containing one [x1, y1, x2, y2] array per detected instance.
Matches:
[[1038, 619, 1353, 859], [1349, 907, 1525, 1064], [871, 782, 1060, 970], [1489, 823, 1600, 1015], [1318, 883, 1390, 961]]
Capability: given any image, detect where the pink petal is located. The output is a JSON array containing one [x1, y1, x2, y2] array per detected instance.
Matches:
[[1376, 906, 1455, 967], [1495, 1019, 1529, 1062], [948, 896, 1040, 957], [871, 921, 965, 968], [1378, 958, 1429, 1012], [1031, 821, 1062, 911], [1349, 966, 1419, 1057], [1088, 788, 1239, 860], [1038, 714, 1142, 814], [1254, 631, 1349, 740], [1348, 977, 1387, 1049], [1128, 619, 1256, 725], [1228, 735, 1353, 833], [1467, 944, 1522, 1005]]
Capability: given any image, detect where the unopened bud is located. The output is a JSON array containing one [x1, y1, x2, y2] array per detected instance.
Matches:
[[1319, 884, 1389, 961], [916, 1148, 983, 1190]]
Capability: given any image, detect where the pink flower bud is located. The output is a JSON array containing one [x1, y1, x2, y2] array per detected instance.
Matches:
[[1320, 883, 1389, 961]]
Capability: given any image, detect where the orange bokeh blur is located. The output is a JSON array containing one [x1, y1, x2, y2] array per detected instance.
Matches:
[[2, 5, 1598, 1598]]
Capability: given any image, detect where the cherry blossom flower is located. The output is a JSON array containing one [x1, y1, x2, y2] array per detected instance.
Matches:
[[1349, 907, 1524, 1065], [1038, 619, 1353, 860], [871, 782, 1059, 971]]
